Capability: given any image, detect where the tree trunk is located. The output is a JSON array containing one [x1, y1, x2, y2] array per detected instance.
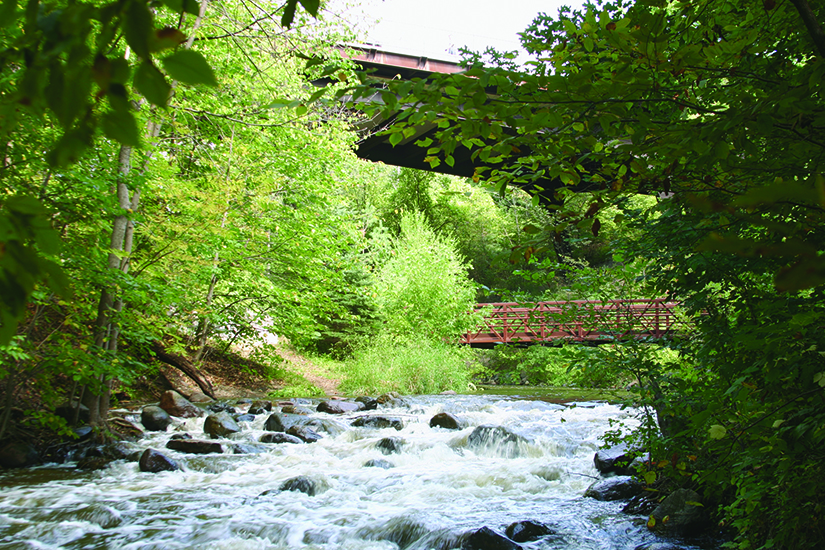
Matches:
[[194, 124, 235, 362], [151, 341, 216, 398], [83, 0, 210, 427]]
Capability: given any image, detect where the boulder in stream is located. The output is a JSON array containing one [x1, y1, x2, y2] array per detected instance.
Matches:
[[461, 526, 522, 550], [317, 400, 363, 414], [77, 456, 113, 471], [364, 458, 394, 469], [376, 436, 404, 455], [206, 402, 236, 414], [429, 412, 462, 430], [467, 425, 529, 457], [231, 442, 268, 454], [352, 416, 403, 430], [141, 406, 171, 431], [505, 520, 555, 543], [584, 476, 643, 501], [287, 425, 323, 443], [189, 392, 213, 403], [355, 396, 378, 410], [165, 439, 224, 454], [279, 475, 317, 496], [648, 488, 707, 536], [55, 401, 90, 424], [260, 432, 303, 444], [635, 543, 688, 550], [280, 403, 313, 415], [234, 414, 256, 423], [159, 391, 203, 418], [0, 442, 40, 468], [248, 400, 272, 415], [204, 412, 240, 439], [264, 413, 286, 432], [138, 449, 179, 472], [594, 443, 641, 476]]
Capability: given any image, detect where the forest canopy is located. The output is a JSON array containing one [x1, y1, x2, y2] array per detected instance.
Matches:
[[1, 0, 825, 548]]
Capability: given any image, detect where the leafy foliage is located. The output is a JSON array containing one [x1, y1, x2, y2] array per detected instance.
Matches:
[[335, 0, 825, 547]]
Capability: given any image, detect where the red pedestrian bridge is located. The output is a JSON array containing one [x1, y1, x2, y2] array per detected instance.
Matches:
[[462, 299, 683, 345]]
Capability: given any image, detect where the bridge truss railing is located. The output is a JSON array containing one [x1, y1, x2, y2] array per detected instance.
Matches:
[[461, 299, 683, 345]]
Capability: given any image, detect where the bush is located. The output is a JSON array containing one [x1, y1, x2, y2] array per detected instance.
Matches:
[[374, 211, 481, 342], [339, 333, 473, 395]]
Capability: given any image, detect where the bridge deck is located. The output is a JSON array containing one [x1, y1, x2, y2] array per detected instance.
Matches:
[[462, 299, 681, 345]]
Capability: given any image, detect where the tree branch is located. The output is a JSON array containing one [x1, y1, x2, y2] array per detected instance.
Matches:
[[789, 0, 825, 59]]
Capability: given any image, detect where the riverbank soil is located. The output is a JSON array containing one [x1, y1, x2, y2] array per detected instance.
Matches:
[[128, 343, 340, 403]]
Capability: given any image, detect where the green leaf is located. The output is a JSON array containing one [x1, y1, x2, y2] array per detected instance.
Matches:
[[122, 0, 155, 60], [389, 131, 403, 147], [161, 0, 200, 16], [102, 110, 141, 147], [0, 0, 19, 29], [299, 0, 320, 16], [708, 424, 727, 439], [161, 50, 218, 86], [281, 0, 297, 28], [134, 61, 171, 107]]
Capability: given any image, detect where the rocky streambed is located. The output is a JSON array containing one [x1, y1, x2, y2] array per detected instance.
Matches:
[[0, 391, 718, 549]]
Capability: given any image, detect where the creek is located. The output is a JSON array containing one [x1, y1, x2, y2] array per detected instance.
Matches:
[[0, 392, 714, 549]]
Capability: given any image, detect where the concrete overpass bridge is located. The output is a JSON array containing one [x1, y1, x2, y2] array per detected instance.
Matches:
[[337, 46, 600, 204]]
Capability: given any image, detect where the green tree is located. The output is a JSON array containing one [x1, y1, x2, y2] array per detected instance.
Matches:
[[375, 211, 479, 342], [336, 1, 825, 547]]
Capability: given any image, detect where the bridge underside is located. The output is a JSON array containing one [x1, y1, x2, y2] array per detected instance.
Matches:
[[345, 48, 598, 204]]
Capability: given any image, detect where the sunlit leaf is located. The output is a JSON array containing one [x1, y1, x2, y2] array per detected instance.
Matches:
[[161, 50, 218, 86]]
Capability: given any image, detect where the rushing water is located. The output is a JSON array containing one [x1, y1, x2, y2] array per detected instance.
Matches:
[[0, 393, 712, 549]]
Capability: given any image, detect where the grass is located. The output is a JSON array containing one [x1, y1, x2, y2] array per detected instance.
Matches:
[[336, 334, 474, 396]]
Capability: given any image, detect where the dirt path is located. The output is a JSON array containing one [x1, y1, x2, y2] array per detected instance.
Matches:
[[276, 347, 342, 396]]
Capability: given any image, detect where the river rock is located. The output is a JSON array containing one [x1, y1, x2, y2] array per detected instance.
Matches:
[[165, 439, 224, 454], [429, 412, 462, 430], [467, 425, 528, 457], [55, 400, 90, 424], [376, 392, 400, 404], [260, 432, 303, 444], [280, 404, 313, 415], [236, 398, 253, 405], [635, 543, 687, 550], [159, 391, 203, 418], [287, 425, 322, 443], [594, 444, 638, 475], [296, 418, 347, 437], [280, 475, 316, 496], [461, 526, 522, 550], [77, 456, 112, 470], [584, 476, 643, 501], [0, 442, 40, 468], [189, 392, 213, 403], [264, 413, 286, 432], [141, 406, 171, 431], [204, 412, 240, 439], [376, 436, 404, 454], [317, 400, 363, 414], [505, 520, 555, 542], [352, 416, 403, 430], [72, 425, 95, 441], [231, 442, 268, 454], [248, 400, 272, 415], [170, 433, 192, 440], [355, 396, 378, 410], [234, 414, 256, 423], [206, 402, 235, 414], [138, 449, 179, 472], [364, 458, 394, 469], [649, 489, 707, 536]]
